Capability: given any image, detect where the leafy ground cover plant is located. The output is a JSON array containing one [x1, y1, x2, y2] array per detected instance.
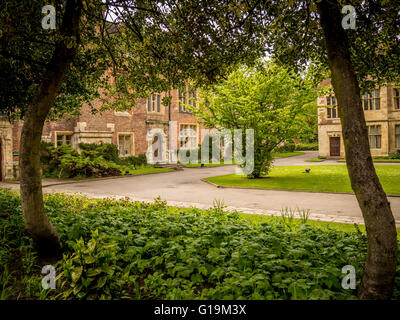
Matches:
[[1, 189, 400, 300], [57, 229, 124, 300]]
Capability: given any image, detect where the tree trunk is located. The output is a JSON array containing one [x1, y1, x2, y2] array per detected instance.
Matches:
[[317, 0, 397, 299], [19, 0, 81, 258]]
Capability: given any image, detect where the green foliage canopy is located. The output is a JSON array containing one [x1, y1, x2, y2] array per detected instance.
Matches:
[[192, 63, 318, 178], [263, 0, 400, 90], [0, 0, 266, 118]]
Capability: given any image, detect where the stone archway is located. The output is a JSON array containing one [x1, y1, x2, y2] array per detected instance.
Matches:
[[145, 121, 169, 164], [152, 135, 160, 158]]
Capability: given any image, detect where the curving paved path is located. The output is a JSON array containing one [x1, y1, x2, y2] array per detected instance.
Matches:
[[2, 151, 399, 225]]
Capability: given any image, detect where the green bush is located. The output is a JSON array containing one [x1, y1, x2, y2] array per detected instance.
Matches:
[[389, 150, 400, 160], [274, 141, 296, 153], [119, 154, 148, 167], [40, 143, 159, 178], [40, 143, 122, 178], [40, 144, 80, 178], [78, 143, 120, 163], [59, 153, 122, 178], [295, 142, 319, 151], [40, 141, 54, 164], [4, 190, 400, 300]]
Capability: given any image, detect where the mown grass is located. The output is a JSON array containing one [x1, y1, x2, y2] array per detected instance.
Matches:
[[183, 163, 229, 168], [305, 158, 325, 162], [239, 212, 400, 238], [272, 151, 304, 158], [3, 189, 397, 300], [124, 166, 173, 175], [205, 165, 400, 195], [338, 158, 400, 163]]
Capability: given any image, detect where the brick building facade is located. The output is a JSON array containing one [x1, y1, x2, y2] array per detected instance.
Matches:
[[0, 87, 208, 181], [318, 79, 400, 158]]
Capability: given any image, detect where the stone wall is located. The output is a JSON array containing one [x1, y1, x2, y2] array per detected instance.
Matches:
[[0, 117, 14, 181], [318, 83, 400, 158], [36, 89, 206, 158], [318, 123, 344, 158], [8, 88, 207, 174]]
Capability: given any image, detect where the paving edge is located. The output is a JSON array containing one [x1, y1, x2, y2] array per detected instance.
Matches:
[[2, 169, 177, 189], [183, 164, 235, 169], [40, 190, 400, 227], [336, 160, 400, 164], [200, 178, 400, 198]]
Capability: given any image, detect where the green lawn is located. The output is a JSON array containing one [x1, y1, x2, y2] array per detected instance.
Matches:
[[306, 158, 325, 162], [338, 158, 400, 162], [183, 162, 229, 168], [205, 165, 400, 195], [168, 205, 400, 235], [239, 212, 400, 237], [272, 151, 304, 158], [373, 158, 400, 162], [124, 166, 173, 175]]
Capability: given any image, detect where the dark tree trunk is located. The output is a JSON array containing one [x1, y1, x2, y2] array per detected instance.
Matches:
[[317, 0, 397, 299], [19, 0, 81, 258]]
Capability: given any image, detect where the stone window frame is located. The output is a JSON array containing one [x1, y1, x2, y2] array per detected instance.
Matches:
[[179, 123, 198, 149], [395, 124, 400, 149], [326, 95, 338, 119], [394, 87, 400, 110], [54, 131, 73, 147], [147, 93, 162, 114], [178, 85, 197, 113], [117, 132, 134, 157], [362, 89, 381, 111], [367, 125, 382, 149]]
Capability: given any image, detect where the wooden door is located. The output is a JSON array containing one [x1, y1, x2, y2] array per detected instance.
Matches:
[[329, 137, 340, 157]]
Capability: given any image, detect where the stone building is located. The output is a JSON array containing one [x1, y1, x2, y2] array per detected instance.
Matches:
[[0, 86, 207, 181], [0, 116, 14, 180], [318, 79, 400, 158]]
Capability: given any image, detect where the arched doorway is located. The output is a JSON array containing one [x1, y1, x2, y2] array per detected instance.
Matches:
[[152, 135, 159, 158]]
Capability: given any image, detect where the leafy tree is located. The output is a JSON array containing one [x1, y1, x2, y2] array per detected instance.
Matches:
[[193, 63, 318, 178], [295, 103, 319, 143], [1, 0, 398, 299], [260, 0, 400, 299], [0, 0, 265, 258]]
